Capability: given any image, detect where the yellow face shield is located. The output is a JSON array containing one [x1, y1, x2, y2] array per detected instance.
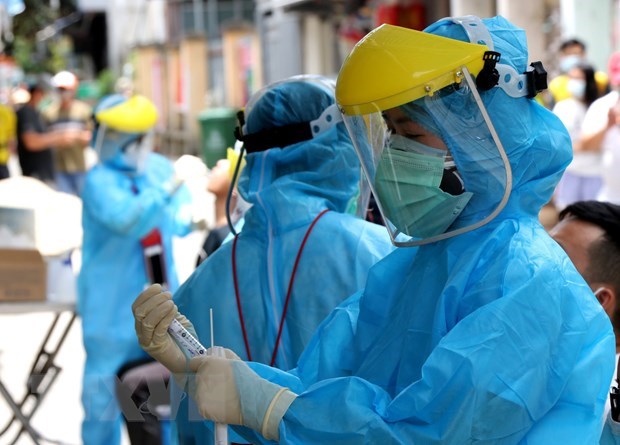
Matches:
[[336, 23, 513, 246], [336, 24, 488, 116], [95, 95, 158, 133]]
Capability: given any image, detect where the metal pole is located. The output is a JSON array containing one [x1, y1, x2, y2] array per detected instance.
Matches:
[[0, 381, 41, 445]]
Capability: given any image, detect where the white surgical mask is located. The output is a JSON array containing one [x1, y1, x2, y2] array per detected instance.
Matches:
[[567, 79, 586, 100]]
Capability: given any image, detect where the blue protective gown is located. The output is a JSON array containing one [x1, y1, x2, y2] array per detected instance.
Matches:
[[78, 152, 192, 445], [231, 16, 616, 444], [171, 81, 394, 444]]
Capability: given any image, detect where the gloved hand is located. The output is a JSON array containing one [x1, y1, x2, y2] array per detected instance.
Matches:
[[188, 353, 297, 441], [191, 217, 208, 232], [132, 283, 196, 374]]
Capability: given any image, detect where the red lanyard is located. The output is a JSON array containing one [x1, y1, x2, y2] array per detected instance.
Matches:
[[231, 209, 329, 366]]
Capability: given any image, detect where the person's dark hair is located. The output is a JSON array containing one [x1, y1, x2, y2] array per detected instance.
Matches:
[[560, 38, 586, 53], [559, 201, 620, 315], [575, 63, 599, 107], [27, 81, 46, 95]]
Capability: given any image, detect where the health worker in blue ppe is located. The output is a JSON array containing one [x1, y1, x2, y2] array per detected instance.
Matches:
[[132, 75, 395, 444], [78, 94, 194, 445], [134, 15, 616, 444]]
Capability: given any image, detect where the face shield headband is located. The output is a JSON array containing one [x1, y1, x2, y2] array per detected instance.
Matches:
[[225, 98, 345, 235], [227, 102, 365, 234], [449, 15, 548, 99], [234, 103, 343, 154], [343, 68, 513, 247], [226, 104, 342, 235]]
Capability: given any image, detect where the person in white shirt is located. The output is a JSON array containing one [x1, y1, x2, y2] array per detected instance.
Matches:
[[553, 63, 603, 209], [580, 53, 620, 204]]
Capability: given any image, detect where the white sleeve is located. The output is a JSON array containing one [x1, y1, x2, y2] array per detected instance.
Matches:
[[581, 95, 614, 137], [552, 100, 583, 143]]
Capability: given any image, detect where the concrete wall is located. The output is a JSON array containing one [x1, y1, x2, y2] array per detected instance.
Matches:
[[450, 0, 496, 18], [497, 0, 548, 65], [560, 0, 614, 74], [223, 27, 263, 108]]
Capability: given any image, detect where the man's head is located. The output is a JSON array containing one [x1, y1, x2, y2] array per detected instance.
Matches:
[[51, 71, 78, 106], [27, 82, 46, 106], [559, 38, 586, 57], [558, 38, 587, 74], [549, 201, 620, 331]]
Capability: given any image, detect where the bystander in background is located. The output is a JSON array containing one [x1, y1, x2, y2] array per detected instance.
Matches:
[[0, 100, 16, 179], [43, 70, 93, 195], [547, 38, 609, 108], [552, 63, 603, 209], [579, 52, 620, 204], [16, 82, 88, 188]]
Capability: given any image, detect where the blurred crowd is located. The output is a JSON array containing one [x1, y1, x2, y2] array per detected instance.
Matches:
[[0, 70, 93, 193], [538, 38, 620, 228]]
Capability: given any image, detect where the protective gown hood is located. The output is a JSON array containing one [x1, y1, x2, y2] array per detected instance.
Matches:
[[424, 15, 571, 222], [237, 81, 362, 230]]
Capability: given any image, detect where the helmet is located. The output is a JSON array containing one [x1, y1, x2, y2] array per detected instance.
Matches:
[[51, 71, 79, 90], [93, 94, 159, 173]]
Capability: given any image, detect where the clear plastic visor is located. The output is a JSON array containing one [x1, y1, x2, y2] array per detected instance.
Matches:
[[342, 71, 512, 246], [95, 124, 154, 168]]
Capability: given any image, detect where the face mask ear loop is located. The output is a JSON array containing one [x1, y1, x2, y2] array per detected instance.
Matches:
[[593, 287, 605, 297], [226, 145, 246, 235]]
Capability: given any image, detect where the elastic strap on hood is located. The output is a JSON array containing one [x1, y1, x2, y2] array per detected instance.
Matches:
[[235, 104, 343, 153], [448, 15, 548, 99]]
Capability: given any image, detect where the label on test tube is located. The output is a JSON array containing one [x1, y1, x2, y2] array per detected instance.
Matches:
[[168, 318, 206, 358], [169, 312, 228, 444]]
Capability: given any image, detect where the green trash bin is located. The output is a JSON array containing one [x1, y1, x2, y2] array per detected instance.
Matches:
[[197, 108, 238, 168]]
